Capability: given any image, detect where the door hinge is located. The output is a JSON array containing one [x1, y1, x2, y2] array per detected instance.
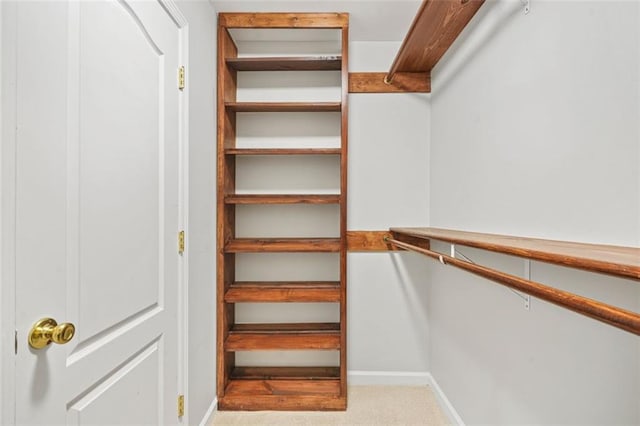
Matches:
[[178, 230, 185, 255], [177, 394, 185, 417], [178, 66, 185, 90], [15, 330, 18, 354]]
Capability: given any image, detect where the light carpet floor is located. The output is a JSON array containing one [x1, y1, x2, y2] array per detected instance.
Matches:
[[212, 385, 451, 425]]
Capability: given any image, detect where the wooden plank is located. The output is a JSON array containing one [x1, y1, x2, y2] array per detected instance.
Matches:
[[390, 227, 640, 281], [231, 366, 341, 379], [347, 231, 395, 251], [339, 25, 349, 399], [226, 56, 341, 71], [387, 0, 485, 78], [225, 323, 341, 350], [225, 148, 342, 156], [349, 72, 430, 93], [218, 394, 347, 411], [225, 379, 340, 396], [216, 26, 238, 400], [225, 194, 340, 205], [225, 238, 342, 253], [219, 13, 349, 29], [225, 281, 341, 303], [225, 102, 341, 112], [386, 236, 640, 337]]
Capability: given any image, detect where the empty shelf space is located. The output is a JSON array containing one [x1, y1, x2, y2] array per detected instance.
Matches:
[[225, 322, 341, 351], [225, 102, 341, 112], [225, 194, 341, 205], [225, 148, 342, 156], [225, 238, 342, 253], [226, 56, 342, 71], [225, 281, 341, 303]]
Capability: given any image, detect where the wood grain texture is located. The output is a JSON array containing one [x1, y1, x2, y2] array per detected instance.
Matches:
[[225, 379, 340, 396], [231, 366, 341, 379], [218, 394, 347, 411], [339, 25, 349, 400], [391, 227, 640, 280], [225, 194, 341, 205], [226, 56, 342, 71], [388, 0, 485, 78], [225, 101, 341, 112], [386, 236, 640, 337], [348, 72, 430, 93], [225, 238, 342, 253], [225, 323, 341, 350], [219, 13, 349, 28], [225, 281, 341, 303], [346, 231, 395, 251], [216, 26, 238, 399], [225, 148, 342, 156]]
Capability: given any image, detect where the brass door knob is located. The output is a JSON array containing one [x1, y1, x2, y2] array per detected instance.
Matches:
[[28, 318, 76, 349]]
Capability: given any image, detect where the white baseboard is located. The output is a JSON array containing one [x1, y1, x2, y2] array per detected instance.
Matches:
[[198, 398, 218, 426], [425, 373, 465, 426], [348, 370, 431, 386]]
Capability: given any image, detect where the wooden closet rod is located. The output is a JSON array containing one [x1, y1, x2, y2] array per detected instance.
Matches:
[[384, 236, 640, 336]]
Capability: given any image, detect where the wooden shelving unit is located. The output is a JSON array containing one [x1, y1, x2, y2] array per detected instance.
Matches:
[[217, 12, 349, 411]]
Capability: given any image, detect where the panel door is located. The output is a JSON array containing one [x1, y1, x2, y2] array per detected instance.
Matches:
[[13, 1, 184, 424]]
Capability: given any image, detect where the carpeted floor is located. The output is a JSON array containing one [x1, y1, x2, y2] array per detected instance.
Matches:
[[212, 385, 451, 425]]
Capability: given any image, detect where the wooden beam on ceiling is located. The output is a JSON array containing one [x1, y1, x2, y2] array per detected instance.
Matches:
[[386, 0, 485, 82]]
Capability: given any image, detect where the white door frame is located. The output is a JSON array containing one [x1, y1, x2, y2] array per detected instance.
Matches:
[[0, 2, 189, 424]]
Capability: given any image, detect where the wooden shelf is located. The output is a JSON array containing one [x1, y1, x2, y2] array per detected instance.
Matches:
[[226, 56, 342, 71], [225, 281, 341, 303], [225, 148, 342, 156], [225, 323, 341, 351], [390, 227, 640, 280], [225, 102, 341, 112], [231, 366, 340, 380], [225, 194, 341, 205], [225, 238, 342, 253]]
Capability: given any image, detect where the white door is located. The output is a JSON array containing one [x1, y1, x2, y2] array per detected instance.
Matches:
[[12, 1, 185, 424]]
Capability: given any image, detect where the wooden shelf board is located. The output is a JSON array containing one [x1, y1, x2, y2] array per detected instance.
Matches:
[[226, 281, 341, 303], [225, 322, 341, 351], [225, 194, 340, 205], [389, 0, 485, 74], [218, 394, 346, 411], [391, 227, 640, 281], [231, 366, 340, 380], [219, 13, 349, 29], [225, 148, 342, 156], [349, 72, 430, 93], [225, 102, 341, 112], [226, 56, 341, 71], [225, 238, 342, 253]]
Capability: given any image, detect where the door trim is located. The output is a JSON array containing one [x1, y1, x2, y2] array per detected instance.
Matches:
[[0, 2, 189, 424]]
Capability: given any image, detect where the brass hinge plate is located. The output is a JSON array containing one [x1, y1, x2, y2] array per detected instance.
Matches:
[[178, 231, 185, 255], [178, 66, 185, 90], [178, 394, 184, 417]]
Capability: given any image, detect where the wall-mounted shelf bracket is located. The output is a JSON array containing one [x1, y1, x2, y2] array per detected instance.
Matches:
[[521, 0, 530, 15]]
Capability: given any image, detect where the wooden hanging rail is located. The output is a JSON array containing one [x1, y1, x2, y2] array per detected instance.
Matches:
[[385, 0, 485, 84], [385, 228, 640, 336]]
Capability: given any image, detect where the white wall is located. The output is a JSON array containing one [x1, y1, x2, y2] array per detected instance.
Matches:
[[177, 1, 217, 424], [348, 42, 431, 379], [429, 0, 640, 423]]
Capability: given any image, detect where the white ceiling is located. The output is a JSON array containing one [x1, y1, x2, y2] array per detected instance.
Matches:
[[209, 1, 422, 41]]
